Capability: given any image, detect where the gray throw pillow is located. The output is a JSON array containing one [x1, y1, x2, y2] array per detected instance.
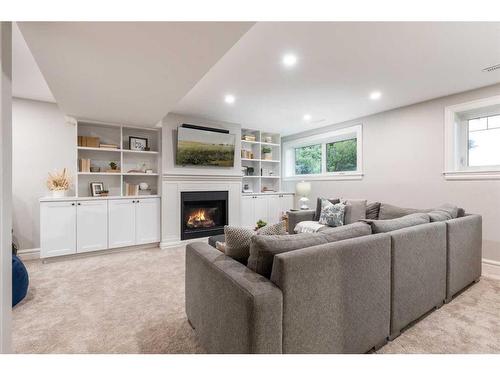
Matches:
[[366, 202, 381, 220], [343, 199, 367, 224], [363, 213, 430, 233], [378, 203, 432, 220], [319, 199, 345, 227], [314, 197, 340, 221], [247, 222, 372, 278], [428, 204, 459, 222]]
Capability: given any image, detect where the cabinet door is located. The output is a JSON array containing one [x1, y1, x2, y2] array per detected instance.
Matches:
[[108, 199, 136, 248], [77, 200, 108, 253], [254, 196, 269, 224], [40, 201, 77, 258], [266, 195, 281, 224], [135, 198, 160, 245], [240, 196, 255, 228], [280, 195, 295, 216]]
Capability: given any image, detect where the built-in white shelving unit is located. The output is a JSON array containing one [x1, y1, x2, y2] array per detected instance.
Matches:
[[75, 120, 161, 198], [240, 128, 281, 194]]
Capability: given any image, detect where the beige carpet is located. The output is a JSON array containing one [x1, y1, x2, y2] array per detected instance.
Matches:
[[13, 246, 500, 354]]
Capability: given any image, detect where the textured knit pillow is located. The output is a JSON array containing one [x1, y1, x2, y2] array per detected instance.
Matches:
[[224, 226, 255, 264], [258, 220, 287, 235], [318, 199, 345, 227]]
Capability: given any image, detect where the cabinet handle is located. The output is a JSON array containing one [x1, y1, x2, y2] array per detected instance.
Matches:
[[71, 203, 75, 206], [77, 203, 81, 206], [132, 200, 136, 203], [136, 200, 140, 203]]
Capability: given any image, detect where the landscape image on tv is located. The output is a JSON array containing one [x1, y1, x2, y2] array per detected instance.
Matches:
[[176, 126, 235, 167]]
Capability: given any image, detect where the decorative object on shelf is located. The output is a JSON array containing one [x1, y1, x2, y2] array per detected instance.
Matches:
[[262, 186, 276, 193], [145, 169, 154, 174], [99, 189, 109, 197], [262, 146, 272, 160], [106, 162, 120, 173], [129, 136, 148, 151], [90, 182, 105, 197], [79, 158, 91, 172], [242, 134, 256, 142], [99, 143, 119, 149], [46, 168, 71, 198], [296, 180, 311, 210], [78, 136, 100, 148], [90, 166, 100, 173], [241, 149, 254, 159], [242, 184, 253, 193], [144, 146, 151, 151], [139, 182, 149, 190], [126, 169, 144, 174], [264, 136, 273, 143]]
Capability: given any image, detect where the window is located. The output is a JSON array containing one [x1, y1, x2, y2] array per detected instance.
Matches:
[[283, 124, 363, 180], [294, 144, 321, 175], [468, 115, 500, 167], [444, 95, 500, 180]]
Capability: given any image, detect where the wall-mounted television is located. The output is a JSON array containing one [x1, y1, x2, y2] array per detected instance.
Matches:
[[176, 124, 235, 167]]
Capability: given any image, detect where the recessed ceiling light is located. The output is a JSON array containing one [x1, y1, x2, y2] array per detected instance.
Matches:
[[282, 53, 298, 67], [370, 91, 382, 100], [224, 94, 235, 104], [303, 114, 312, 121]]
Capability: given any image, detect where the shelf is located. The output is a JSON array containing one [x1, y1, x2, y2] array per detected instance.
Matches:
[[78, 147, 121, 152], [122, 149, 159, 155], [241, 158, 280, 163], [241, 140, 280, 147], [261, 176, 280, 178], [241, 140, 260, 145], [242, 175, 260, 178], [122, 172, 159, 176], [78, 172, 121, 176]]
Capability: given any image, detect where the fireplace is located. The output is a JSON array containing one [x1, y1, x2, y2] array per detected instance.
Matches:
[[181, 191, 228, 240]]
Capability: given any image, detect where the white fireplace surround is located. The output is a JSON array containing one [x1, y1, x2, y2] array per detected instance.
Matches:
[[160, 174, 242, 248]]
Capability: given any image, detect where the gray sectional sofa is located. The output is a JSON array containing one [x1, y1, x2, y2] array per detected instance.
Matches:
[[185, 202, 482, 353]]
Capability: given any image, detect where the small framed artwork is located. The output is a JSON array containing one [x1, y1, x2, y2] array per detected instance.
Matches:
[[90, 182, 104, 197], [129, 136, 148, 151]]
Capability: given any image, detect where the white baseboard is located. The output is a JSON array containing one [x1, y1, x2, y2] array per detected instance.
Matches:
[[17, 248, 40, 261], [160, 237, 209, 249], [483, 258, 500, 280]]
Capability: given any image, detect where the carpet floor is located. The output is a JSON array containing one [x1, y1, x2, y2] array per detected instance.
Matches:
[[13, 246, 500, 354]]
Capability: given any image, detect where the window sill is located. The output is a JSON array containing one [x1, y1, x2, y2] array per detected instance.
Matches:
[[283, 173, 364, 182], [443, 170, 500, 180]]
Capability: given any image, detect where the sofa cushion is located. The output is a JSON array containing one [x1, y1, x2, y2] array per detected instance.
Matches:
[[248, 222, 372, 278], [314, 197, 340, 221], [343, 199, 367, 224], [294, 220, 326, 233], [366, 202, 381, 220], [319, 199, 346, 227], [248, 233, 328, 278], [363, 213, 430, 233], [224, 222, 287, 264], [378, 203, 432, 220], [427, 204, 459, 222]]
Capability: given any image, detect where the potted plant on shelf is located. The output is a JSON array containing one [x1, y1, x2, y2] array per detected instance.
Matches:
[[262, 146, 272, 160], [108, 162, 119, 173], [46, 168, 71, 198]]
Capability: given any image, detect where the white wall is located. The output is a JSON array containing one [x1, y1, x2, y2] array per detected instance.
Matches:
[[162, 112, 241, 176], [282, 83, 500, 264], [0, 21, 12, 354], [12, 98, 76, 250]]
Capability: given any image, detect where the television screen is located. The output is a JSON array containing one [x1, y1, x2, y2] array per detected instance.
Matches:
[[176, 126, 235, 167]]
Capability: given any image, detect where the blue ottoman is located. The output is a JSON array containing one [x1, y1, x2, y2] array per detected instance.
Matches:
[[12, 255, 29, 307]]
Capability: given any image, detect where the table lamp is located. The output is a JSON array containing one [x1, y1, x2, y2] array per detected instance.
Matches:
[[296, 181, 311, 210]]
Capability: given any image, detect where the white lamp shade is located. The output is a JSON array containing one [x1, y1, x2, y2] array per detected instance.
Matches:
[[296, 181, 311, 196]]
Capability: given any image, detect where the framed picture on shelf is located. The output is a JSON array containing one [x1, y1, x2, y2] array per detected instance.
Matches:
[[90, 182, 104, 197], [129, 136, 148, 151]]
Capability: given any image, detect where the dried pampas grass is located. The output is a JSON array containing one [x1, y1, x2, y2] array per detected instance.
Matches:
[[47, 168, 71, 191]]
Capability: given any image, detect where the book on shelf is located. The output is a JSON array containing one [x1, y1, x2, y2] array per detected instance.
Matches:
[[79, 158, 91, 172], [125, 183, 139, 196], [77, 136, 100, 148], [100, 144, 119, 149]]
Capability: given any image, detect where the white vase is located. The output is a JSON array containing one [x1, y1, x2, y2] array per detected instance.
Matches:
[[52, 190, 66, 198], [263, 152, 272, 160]]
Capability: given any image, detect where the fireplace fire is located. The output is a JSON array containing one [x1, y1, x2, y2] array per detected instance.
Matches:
[[181, 191, 228, 240]]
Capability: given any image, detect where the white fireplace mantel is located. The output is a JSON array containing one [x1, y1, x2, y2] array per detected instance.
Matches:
[[160, 174, 242, 248]]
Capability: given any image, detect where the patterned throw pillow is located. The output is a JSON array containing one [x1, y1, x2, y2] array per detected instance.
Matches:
[[258, 220, 287, 235], [318, 199, 345, 227]]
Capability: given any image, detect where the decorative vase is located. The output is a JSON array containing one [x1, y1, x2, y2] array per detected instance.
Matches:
[[52, 190, 66, 198], [263, 152, 272, 160]]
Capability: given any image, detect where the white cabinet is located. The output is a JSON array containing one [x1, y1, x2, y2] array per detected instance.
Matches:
[[40, 197, 161, 258], [240, 193, 294, 228], [135, 198, 161, 245], [108, 199, 137, 248], [40, 201, 77, 258], [77, 200, 108, 253]]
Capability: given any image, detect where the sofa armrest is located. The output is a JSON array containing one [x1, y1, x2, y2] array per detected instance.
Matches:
[[287, 209, 316, 233], [270, 234, 391, 353], [446, 214, 482, 300], [185, 242, 283, 353]]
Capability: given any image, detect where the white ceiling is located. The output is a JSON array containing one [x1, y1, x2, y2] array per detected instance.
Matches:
[[173, 22, 500, 135], [17, 22, 254, 126], [12, 23, 55, 103]]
